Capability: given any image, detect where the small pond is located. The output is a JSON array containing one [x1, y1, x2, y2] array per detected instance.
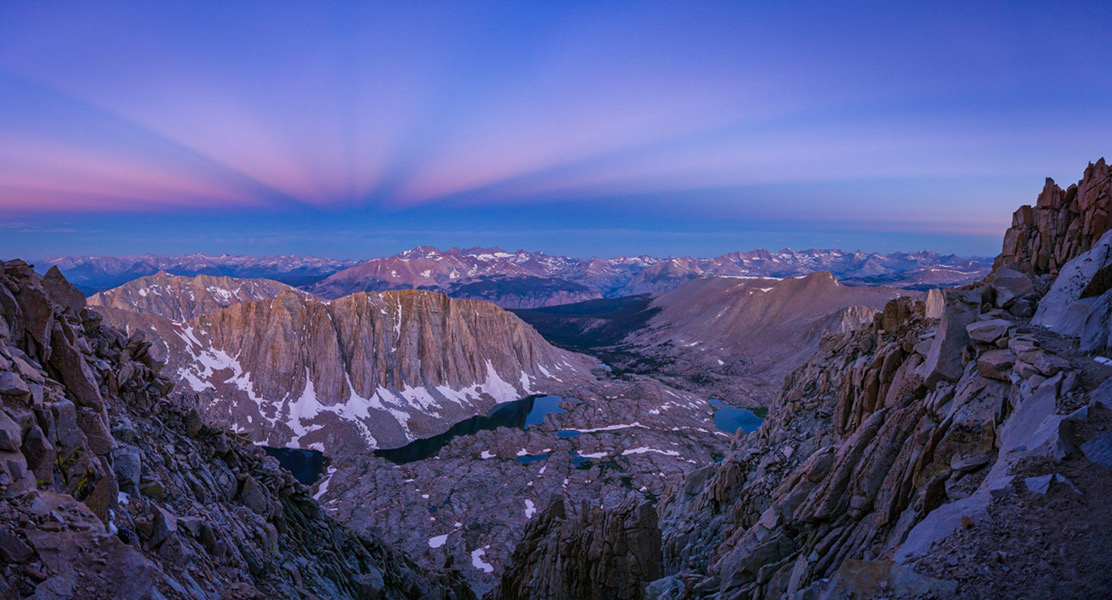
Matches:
[[376, 395, 573, 464], [263, 447, 327, 485], [709, 398, 764, 435]]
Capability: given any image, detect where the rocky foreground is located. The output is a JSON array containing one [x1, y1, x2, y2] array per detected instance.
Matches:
[[488, 159, 1112, 599], [0, 261, 472, 599]]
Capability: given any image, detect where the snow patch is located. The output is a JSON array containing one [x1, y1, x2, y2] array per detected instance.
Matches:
[[621, 447, 680, 457], [429, 534, 449, 549], [471, 548, 494, 573]]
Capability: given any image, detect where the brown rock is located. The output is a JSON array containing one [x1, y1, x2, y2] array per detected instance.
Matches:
[[977, 349, 1015, 381], [41, 266, 86, 319]]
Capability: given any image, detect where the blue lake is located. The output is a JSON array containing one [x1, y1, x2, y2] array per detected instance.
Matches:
[[709, 398, 764, 435], [375, 395, 574, 464], [263, 447, 327, 484]]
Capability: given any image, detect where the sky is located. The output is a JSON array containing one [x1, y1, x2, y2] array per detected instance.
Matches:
[[1, 1, 1110, 260]]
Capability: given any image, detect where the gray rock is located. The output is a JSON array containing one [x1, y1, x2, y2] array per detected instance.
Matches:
[[21, 425, 54, 483], [951, 452, 992, 472], [239, 475, 272, 517], [0, 527, 33, 563], [1081, 431, 1112, 467], [1025, 473, 1082, 495], [646, 576, 686, 600], [0, 409, 22, 451], [47, 321, 103, 410], [1034, 228, 1112, 340], [922, 291, 978, 386], [966, 318, 1012, 343], [0, 371, 29, 400], [992, 267, 1035, 308], [112, 445, 142, 493], [977, 349, 1016, 381], [352, 566, 386, 598]]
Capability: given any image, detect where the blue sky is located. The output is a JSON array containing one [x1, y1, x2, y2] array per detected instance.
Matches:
[[1, 1, 1110, 259]]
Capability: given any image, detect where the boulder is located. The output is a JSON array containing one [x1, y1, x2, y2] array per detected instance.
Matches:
[[21, 425, 54, 484], [966, 319, 1011, 344], [977, 349, 1016, 381], [0, 527, 33, 564], [1080, 431, 1112, 468], [112, 445, 142, 494], [0, 410, 22, 452], [921, 291, 978, 386], [239, 475, 273, 517], [1025, 473, 1082, 496], [0, 372, 29, 401], [992, 267, 1035, 308]]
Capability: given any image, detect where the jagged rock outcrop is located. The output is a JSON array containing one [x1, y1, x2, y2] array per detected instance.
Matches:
[[95, 286, 595, 453], [653, 285, 1112, 598], [492, 160, 1112, 600], [0, 259, 474, 599], [488, 498, 662, 600], [87, 272, 295, 321], [996, 158, 1111, 275]]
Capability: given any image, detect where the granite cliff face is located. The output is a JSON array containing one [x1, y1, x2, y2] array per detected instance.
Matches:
[[94, 284, 595, 453], [490, 160, 1112, 599], [0, 261, 473, 599]]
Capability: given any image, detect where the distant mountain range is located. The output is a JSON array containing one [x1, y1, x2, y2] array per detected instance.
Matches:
[[43, 246, 991, 307], [41, 253, 363, 294]]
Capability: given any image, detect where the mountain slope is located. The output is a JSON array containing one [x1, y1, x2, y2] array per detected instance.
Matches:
[[516, 273, 911, 405], [94, 286, 596, 453]]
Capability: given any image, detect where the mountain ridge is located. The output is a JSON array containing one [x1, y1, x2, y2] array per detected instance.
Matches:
[[42, 246, 991, 307], [90, 278, 597, 453]]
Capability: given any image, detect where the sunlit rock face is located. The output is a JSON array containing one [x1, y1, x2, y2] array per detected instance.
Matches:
[[996, 158, 1111, 276], [94, 279, 595, 454]]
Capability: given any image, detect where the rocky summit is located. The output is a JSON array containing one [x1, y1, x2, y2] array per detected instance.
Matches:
[[0, 260, 473, 599], [487, 159, 1112, 600]]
